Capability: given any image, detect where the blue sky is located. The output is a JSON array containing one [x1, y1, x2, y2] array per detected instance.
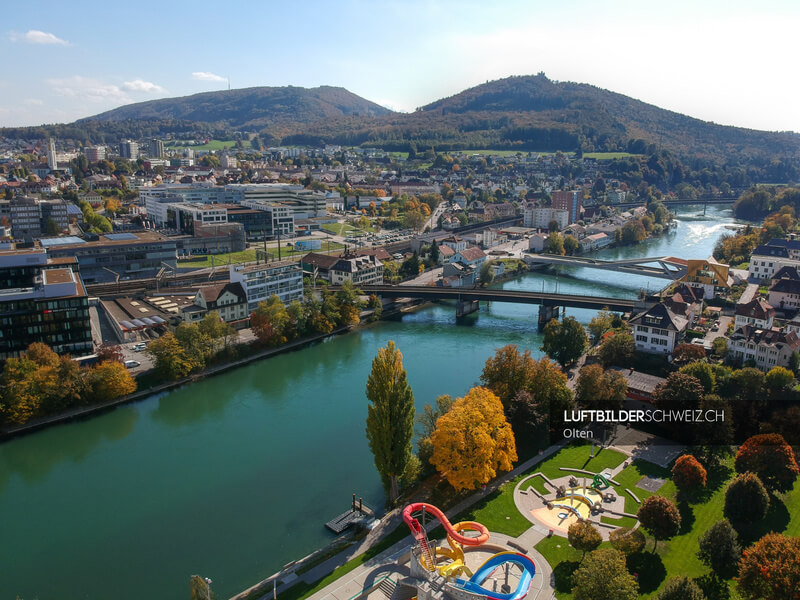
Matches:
[[2, 0, 799, 132]]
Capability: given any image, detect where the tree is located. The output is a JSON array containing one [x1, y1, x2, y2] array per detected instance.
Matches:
[[480, 344, 535, 408], [45, 217, 60, 235], [400, 253, 420, 278], [679, 362, 715, 393], [711, 337, 728, 359], [198, 311, 236, 349], [697, 519, 741, 579], [515, 357, 573, 435], [365, 341, 415, 503], [96, 343, 124, 363], [575, 365, 627, 411], [564, 234, 580, 255], [654, 577, 705, 600], [765, 366, 794, 393], [547, 231, 565, 255], [89, 361, 137, 401], [597, 332, 634, 367], [541, 316, 588, 368], [724, 472, 769, 523], [416, 394, 455, 470], [548, 219, 561, 233], [736, 533, 800, 600], [672, 454, 707, 493], [653, 372, 705, 441], [637, 495, 681, 551], [251, 295, 290, 346], [587, 310, 615, 343], [571, 548, 638, 600], [190, 574, 214, 600], [609, 527, 646, 555], [735, 433, 799, 492], [430, 387, 517, 491], [0, 355, 41, 424], [147, 333, 195, 380], [620, 219, 646, 245], [336, 280, 363, 326], [568, 520, 602, 558], [174, 322, 212, 370], [429, 239, 440, 264]]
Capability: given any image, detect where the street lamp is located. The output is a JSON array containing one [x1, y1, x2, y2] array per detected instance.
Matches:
[[204, 577, 213, 600]]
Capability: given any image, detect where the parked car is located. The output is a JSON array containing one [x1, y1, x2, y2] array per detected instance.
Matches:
[[124, 360, 140, 369], [132, 342, 147, 352]]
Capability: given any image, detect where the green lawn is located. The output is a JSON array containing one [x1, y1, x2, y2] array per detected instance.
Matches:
[[177, 243, 345, 269], [165, 139, 237, 151], [582, 152, 643, 160], [521, 474, 551, 495], [532, 443, 628, 481]]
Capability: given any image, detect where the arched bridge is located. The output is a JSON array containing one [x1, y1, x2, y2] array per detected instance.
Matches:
[[344, 285, 637, 313]]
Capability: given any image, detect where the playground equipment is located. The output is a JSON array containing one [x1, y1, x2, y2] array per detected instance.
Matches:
[[455, 552, 536, 600], [590, 474, 611, 490], [402, 503, 489, 577], [402, 503, 536, 600]]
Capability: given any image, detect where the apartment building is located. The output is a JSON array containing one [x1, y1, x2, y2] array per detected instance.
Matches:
[[523, 205, 569, 230], [551, 190, 582, 224], [229, 261, 304, 312], [729, 326, 800, 370], [629, 303, 689, 355]]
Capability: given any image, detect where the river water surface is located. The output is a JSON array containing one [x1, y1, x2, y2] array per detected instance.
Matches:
[[0, 205, 744, 600]]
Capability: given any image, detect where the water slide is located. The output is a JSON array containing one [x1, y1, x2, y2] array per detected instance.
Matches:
[[454, 552, 536, 600], [402, 503, 489, 576]]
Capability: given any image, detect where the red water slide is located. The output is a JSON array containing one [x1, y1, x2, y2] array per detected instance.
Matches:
[[402, 502, 490, 546]]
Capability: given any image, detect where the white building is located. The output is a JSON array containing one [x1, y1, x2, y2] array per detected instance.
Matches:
[[629, 303, 688, 355], [734, 298, 775, 330], [229, 261, 304, 312], [729, 326, 800, 371], [523, 205, 569, 230], [748, 244, 800, 281], [329, 254, 384, 285]]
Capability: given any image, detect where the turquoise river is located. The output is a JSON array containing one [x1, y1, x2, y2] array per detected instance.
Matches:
[[0, 205, 745, 599]]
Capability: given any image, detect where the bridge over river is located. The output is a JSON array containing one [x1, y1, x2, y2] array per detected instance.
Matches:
[[523, 254, 688, 280], [338, 284, 638, 328]]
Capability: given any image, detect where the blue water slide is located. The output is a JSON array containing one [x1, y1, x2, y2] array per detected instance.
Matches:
[[454, 551, 536, 600]]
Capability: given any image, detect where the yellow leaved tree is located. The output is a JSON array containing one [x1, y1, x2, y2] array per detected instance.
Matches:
[[430, 387, 517, 491]]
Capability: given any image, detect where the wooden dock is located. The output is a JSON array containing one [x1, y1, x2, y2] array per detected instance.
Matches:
[[325, 495, 375, 534]]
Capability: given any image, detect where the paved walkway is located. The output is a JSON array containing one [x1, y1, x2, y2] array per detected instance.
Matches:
[[240, 443, 569, 600]]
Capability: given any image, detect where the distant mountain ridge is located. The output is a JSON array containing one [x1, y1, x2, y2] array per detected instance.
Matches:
[[79, 85, 393, 128], [8, 76, 800, 161]]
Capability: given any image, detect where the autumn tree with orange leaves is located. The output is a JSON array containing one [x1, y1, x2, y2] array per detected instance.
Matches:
[[430, 387, 517, 491]]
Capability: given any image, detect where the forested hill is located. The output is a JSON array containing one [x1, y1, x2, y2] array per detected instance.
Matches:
[[78, 85, 392, 128], [285, 74, 800, 158], [4, 75, 800, 163]]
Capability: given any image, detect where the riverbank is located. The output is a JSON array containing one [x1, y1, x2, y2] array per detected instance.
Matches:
[[0, 298, 427, 441]]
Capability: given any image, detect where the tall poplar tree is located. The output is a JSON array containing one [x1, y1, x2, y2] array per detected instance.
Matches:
[[365, 341, 415, 503]]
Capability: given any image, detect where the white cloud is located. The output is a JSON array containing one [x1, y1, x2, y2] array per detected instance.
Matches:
[[122, 79, 167, 94], [10, 30, 69, 45], [25, 98, 43, 106], [46, 76, 167, 106], [192, 71, 226, 83]]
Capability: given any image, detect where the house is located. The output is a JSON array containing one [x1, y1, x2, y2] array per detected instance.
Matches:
[[679, 259, 730, 298], [770, 265, 800, 285], [441, 261, 476, 287], [580, 232, 611, 252], [748, 245, 800, 280], [609, 367, 666, 404], [329, 253, 383, 285], [765, 238, 800, 260], [440, 236, 467, 253], [663, 285, 702, 324], [181, 282, 248, 325], [734, 298, 775, 330], [437, 244, 456, 264], [769, 278, 800, 311], [528, 233, 549, 253], [629, 303, 689, 355], [729, 326, 800, 370], [453, 246, 487, 267]]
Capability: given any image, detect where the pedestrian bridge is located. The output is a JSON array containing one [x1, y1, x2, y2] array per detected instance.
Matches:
[[524, 254, 688, 280]]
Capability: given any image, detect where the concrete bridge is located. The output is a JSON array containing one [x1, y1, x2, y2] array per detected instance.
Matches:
[[523, 254, 688, 280], [344, 284, 637, 329]]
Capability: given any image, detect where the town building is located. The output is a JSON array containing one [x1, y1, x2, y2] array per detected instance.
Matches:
[[729, 326, 800, 370], [440, 236, 467, 253], [84, 146, 106, 162], [528, 233, 549, 253], [452, 246, 487, 267], [301, 252, 383, 285], [229, 261, 303, 312], [769, 277, 800, 311], [119, 140, 139, 160], [42, 231, 178, 283], [679, 259, 730, 298], [523, 205, 569, 230], [181, 282, 249, 326], [748, 245, 800, 281], [580, 232, 611, 252], [149, 139, 165, 159], [0, 253, 92, 360], [551, 190, 582, 224], [734, 298, 775, 330], [629, 302, 688, 355]]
